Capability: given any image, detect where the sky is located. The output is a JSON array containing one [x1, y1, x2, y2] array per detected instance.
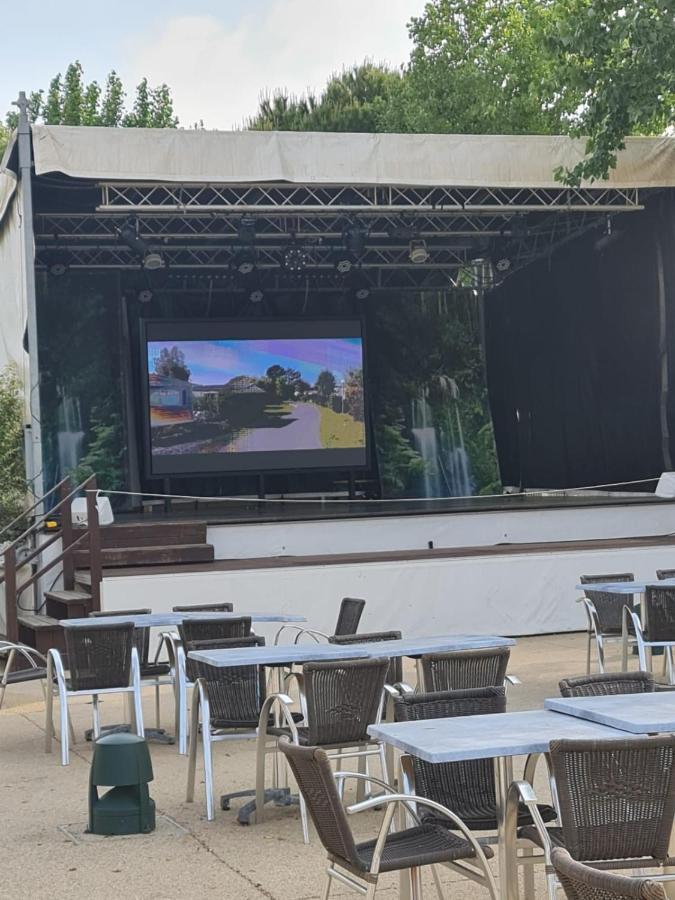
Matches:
[[1, 1, 426, 129], [149, 338, 364, 385]]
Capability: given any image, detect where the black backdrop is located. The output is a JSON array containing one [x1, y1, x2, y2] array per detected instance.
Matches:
[[484, 191, 675, 490]]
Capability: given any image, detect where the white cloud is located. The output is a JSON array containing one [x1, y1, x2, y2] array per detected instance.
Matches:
[[123, 0, 425, 129]]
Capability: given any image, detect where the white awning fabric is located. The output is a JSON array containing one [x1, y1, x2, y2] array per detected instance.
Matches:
[[22, 125, 675, 190]]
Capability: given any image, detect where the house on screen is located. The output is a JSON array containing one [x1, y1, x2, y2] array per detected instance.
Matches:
[[148, 373, 194, 426]]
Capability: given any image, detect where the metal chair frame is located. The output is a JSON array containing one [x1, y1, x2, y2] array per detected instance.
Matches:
[[0, 640, 47, 708], [45, 644, 144, 766], [578, 574, 636, 674], [626, 606, 675, 683]]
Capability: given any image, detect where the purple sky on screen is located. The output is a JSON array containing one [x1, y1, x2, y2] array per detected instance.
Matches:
[[149, 337, 363, 385]]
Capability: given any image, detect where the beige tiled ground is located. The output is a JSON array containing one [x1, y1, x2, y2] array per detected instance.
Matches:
[[0, 631, 615, 899]]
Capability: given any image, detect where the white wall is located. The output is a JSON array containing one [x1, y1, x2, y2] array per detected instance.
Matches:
[[205, 502, 675, 560], [100, 538, 675, 639]]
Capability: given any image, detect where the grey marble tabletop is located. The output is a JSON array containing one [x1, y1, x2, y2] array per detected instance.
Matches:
[[575, 578, 675, 594], [368, 709, 642, 763], [60, 612, 307, 628], [545, 692, 675, 734], [329, 634, 515, 658], [188, 642, 371, 667]]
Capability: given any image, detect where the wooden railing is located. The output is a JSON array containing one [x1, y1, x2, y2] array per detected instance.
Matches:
[[0, 474, 101, 641]]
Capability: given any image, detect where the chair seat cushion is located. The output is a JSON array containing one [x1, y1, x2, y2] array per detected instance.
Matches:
[[4, 666, 47, 684], [518, 825, 565, 849], [215, 712, 304, 731], [354, 823, 493, 873], [267, 725, 371, 747], [426, 801, 558, 832], [140, 662, 171, 679]]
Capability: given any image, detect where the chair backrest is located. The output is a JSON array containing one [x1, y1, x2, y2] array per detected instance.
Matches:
[[172, 602, 234, 613], [580, 573, 634, 635], [333, 597, 366, 636], [552, 848, 667, 900], [656, 570, 675, 581], [89, 608, 151, 665], [328, 631, 402, 684], [302, 657, 388, 745], [278, 737, 362, 868], [64, 622, 135, 691], [420, 646, 510, 691], [186, 635, 266, 724], [550, 735, 675, 863], [559, 672, 655, 698], [178, 616, 251, 646], [394, 687, 506, 821], [644, 586, 675, 642]]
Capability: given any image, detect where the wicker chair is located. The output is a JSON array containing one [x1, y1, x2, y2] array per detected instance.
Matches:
[[328, 631, 403, 686], [579, 573, 635, 673], [0, 640, 47, 709], [45, 622, 144, 766], [513, 735, 675, 900], [656, 570, 675, 581], [278, 736, 497, 899], [89, 607, 172, 728], [419, 647, 515, 692], [559, 672, 654, 697], [186, 635, 267, 820], [171, 616, 252, 753], [626, 586, 675, 682], [257, 656, 389, 842], [552, 849, 667, 900], [394, 687, 557, 836], [274, 597, 367, 645], [172, 602, 234, 613]]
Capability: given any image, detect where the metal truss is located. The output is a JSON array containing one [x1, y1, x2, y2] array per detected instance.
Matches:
[[98, 181, 643, 214]]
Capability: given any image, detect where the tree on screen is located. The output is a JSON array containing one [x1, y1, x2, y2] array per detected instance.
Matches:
[[344, 368, 364, 422], [154, 347, 191, 382], [315, 370, 336, 406]]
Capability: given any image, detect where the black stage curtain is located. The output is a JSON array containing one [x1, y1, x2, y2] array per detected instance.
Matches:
[[484, 192, 675, 490]]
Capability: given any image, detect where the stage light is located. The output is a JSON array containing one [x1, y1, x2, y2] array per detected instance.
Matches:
[[117, 221, 148, 256], [143, 252, 164, 271], [495, 255, 511, 273], [235, 250, 257, 275], [237, 216, 256, 245], [137, 289, 153, 304], [344, 223, 367, 255], [249, 288, 264, 304], [49, 261, 67, 277], [336, 256, 353, 274], [408, 239, 429, 264], [355, 285, 370, 300], [283, 246, 309, 273]]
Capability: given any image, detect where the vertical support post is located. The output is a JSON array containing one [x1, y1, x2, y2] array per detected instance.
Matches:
[[14, 92, 44, 509], [4, 547, 18, 642], [60, 478, 74, 591], [86, 482, 102, 612]]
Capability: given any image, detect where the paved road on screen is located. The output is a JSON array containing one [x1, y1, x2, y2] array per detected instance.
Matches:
[[230, 402, 322, 452]]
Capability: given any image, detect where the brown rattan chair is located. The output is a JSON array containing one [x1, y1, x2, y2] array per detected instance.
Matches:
[[178, 615, 251, 645], [579, 573, 635, 673], [656, 570, 675, 581], [419, 646, 515, 692], [552, 848, 667, 900], [186, 635, 267, 819], [514, 736, 675, 900], [278, 735, 497, 899], [559, 671, 654, 697], [273, 597, 367, 646], [257, 656, 389, 842], [328, 631, 403, 685], [45, 622, 144, 766], [89, 607, 172, 728], [0, 640, 47, 709], [394, 687, 557, 835], [627, 586, 675, 682], [172, 602, 234, 613]]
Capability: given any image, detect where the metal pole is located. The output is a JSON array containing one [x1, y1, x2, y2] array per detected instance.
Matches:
[[14, 92, 44, 510]]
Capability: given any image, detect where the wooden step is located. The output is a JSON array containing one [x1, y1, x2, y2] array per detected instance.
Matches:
[[44, 589, 92, 620], [96, 521, 208, 550], [73, 542, 215, 568], [17, 613, 66, 655]]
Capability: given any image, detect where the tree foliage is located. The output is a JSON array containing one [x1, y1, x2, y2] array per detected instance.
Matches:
[[154, 346, 190, 381], [5, 61, 178, 129]]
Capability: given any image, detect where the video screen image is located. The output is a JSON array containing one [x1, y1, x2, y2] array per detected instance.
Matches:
[[144, 323, 366, 474]]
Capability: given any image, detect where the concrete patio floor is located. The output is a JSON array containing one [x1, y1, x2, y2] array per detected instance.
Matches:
[[0, 631, 624, 899]]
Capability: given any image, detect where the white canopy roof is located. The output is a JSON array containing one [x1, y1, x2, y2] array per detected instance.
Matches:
[[2, 125, 674, 191]]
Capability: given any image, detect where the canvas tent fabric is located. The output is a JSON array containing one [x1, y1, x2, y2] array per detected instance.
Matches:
[[0, 182, 28, 375], [0, 126, 673, 196]]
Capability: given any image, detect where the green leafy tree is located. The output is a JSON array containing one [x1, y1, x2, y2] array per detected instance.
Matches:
[[154, 346, 191, 381], [71, 404, 124, 492], [344, 368, 364, 421], [315, 370, 336, 405], [0, 366, 26, 535]]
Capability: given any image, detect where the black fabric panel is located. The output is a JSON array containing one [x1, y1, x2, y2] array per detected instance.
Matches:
[[485, 194, 675, 490]]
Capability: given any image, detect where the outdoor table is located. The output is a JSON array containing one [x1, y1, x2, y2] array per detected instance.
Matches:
[[368, 708, 643, 900], [575, 578, 675, 671], [545, 691, 675, 734], [59, 612, 307, 627]]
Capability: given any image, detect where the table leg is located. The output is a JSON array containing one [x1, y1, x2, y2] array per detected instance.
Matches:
[[494, 755, 517, 900]]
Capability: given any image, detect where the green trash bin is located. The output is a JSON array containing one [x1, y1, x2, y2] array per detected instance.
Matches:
[[88, 732, 155, 836]]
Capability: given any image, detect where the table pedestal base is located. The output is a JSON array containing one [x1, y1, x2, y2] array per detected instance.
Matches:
[[220, 787, 299, 825]]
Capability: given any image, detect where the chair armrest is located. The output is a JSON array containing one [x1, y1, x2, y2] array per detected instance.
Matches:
[[508, 780, 554, 859], [282, 671, 307, 721], [334, 769, 398, 799], [0, 642, 46, 673], [505, 674, 521, 685], [293, 628, 327, 644], [46, 648, 67, 689], [273, 624, 309, 645], [258, 692, 298, 738]]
